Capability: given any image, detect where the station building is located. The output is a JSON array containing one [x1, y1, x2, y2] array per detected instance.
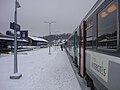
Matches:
[[0, 34, 28, 53], [0, 34, 48, 54], [28, 36, 48, 48]]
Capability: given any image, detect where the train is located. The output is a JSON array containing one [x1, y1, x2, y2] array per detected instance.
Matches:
[[65, 0, 120, 90]]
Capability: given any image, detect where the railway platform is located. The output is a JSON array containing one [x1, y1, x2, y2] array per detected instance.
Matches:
[[0, 47, 89, 90]]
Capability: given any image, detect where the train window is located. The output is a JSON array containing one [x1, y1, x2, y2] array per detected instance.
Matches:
[[86, 27, 93, 48], [86, 18, 93, 29], [97, 2, 117, 50], [86, 18, 93, 48], [67, 35, 74, 50], [86, 27, 93, 38]]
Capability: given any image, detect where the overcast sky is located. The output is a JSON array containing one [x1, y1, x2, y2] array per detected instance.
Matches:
[[0, 0, 97, 36]]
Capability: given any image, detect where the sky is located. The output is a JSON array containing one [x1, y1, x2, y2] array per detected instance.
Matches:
[[0, 0, 97, 36]]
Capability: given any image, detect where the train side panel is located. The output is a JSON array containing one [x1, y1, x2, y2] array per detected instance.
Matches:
[[86, 50, 120, 90]]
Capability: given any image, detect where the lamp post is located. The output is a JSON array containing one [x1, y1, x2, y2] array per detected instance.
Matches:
[[10, 0, 22, 79], [53, 31, 58, 50], [44, 21, 56, 55], [14, 0, 18, 74]]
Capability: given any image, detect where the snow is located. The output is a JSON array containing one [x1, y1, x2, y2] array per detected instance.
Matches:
[[0, 37, 28, 42], [17, 39, 28, 42], [0, 47, 81, 90], [0, 37, 14, 41], [29, 36, 48, 42]]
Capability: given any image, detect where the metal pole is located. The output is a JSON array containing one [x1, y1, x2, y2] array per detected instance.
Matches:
[[44, 21, 56, 55], [10, 0, 22, 79], [49, 23, 51, 55], [55, 32, 56, 50], [14, 0, 18, 73]]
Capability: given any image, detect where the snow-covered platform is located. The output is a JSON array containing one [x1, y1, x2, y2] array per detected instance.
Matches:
[[0, 47, 82, 90]]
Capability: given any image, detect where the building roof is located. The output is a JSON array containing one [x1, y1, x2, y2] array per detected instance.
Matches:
[[29, 36, 48, 42], [0, 34, 28, 42]]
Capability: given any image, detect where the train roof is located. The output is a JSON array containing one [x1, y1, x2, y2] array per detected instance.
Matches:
[[82, 0, 105, 21]]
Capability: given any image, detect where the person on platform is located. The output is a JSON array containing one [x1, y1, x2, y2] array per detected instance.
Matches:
[[60, 44, 63, 51]]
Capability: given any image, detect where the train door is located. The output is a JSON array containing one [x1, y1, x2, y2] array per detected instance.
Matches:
[[79, 21, 86, 77], [74, 31, 78, 67]]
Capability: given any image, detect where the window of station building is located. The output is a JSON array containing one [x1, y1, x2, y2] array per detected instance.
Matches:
[[97, 1, 117, 50]]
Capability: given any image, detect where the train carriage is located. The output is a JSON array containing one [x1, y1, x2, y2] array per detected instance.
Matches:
[[65, 0, 120, 90]]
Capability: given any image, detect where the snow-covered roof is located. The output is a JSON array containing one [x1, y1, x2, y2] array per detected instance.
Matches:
[[0, 37, 28, 42], [86, 37, 92, 41], [17, 39, 28, 42], [29, 36, 48, 42], [0, 37, 14, 41]]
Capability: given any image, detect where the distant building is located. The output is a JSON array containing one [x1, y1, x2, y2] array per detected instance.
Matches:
[[28, 36, 48, 47]]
